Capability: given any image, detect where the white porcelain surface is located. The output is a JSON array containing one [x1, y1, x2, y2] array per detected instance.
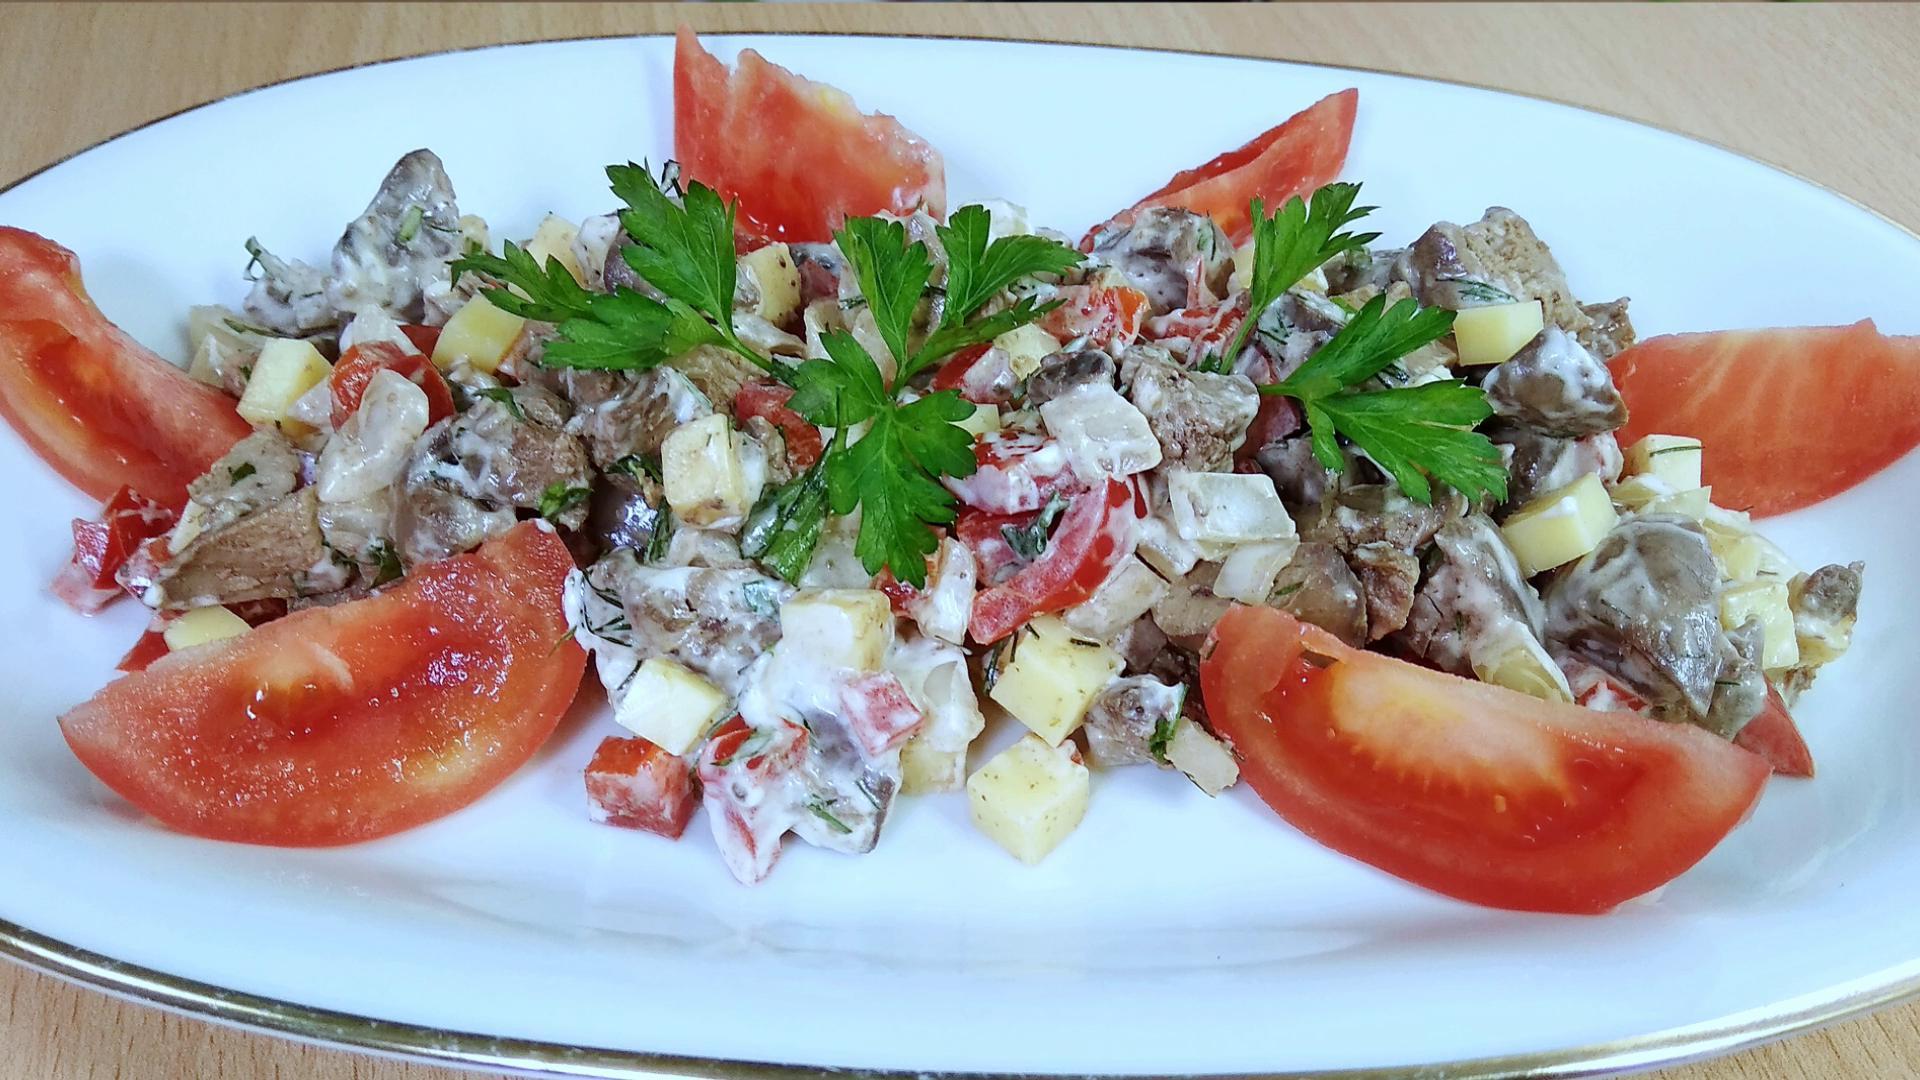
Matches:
[[1, 35, 1916, 1077]]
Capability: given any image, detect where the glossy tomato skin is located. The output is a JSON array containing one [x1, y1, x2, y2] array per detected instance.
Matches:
[[584, 736, 698, 839], [0, 228, 251, 508], [1202, 605, 1770, 914], [733, 380, 823, 470], [1084, 89, 1358, 246], [59, 522, 587, 847], [1609, 321, 1920, 517], [674, 28, 945, 244], [329, 342, 455, 429], [1038, 284, 1148, 352], [51, 485, 176, 614]]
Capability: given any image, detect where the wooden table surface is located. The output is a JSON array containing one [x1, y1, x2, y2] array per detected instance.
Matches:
[[2, 4, 1917, 1078]]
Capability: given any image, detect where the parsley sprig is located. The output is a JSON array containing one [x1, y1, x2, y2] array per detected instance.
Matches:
[[1203, 182, 1378, 375], [451, 163, 780, 377], [1261, 293, 1506, 503], [777, 208, 1081, 586]]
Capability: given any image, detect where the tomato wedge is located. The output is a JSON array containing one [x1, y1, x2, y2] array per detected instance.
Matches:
[[59, 523, 586, 846], [1609, 320, 1920, 517], [969, 478, 1143, 644], [674, 28, 946, 243], [330, 341, 455, 429], [1084, 89, 1358, 246], [0, 228, 251, 508], [1734, 685, 1814, 779], [1202, 605, 1770, 914]]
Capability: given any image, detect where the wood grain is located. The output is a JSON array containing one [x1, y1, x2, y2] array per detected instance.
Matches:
[[2, 4, 1916, 1079]]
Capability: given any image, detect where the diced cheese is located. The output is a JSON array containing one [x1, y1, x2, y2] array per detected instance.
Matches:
[[432, 294, 526, 374], [1165, 719, 1239, 796], [1228, 239, 1256, 294], [1039, 383, 1162, 480], [966, 733, 1090, 865], [614, 657, 729, 756], [1713, 529, 1798, 584], [953, 401, 1003, 438], [1212, 539, 1301, 604], [901, 738, 967, 795], [988, 615, 1123, 745], [738, 242, 802, 326], [1453, 299, 1545, 366], [779, 588, 894, 672], [525, 214, 586, 286], [236, 338, 331, 425], [1639, 486, 1712, 521], [1499, 472, 1619, 576], [1609, 474, 1678, 510], [662, 414, 763, 529], [993, 323, 1063, 380], [1135, 512, 1202, 578], [163, 606, 250, 651], [1165, 471, 1294, 545], [975, 198, 1032, 239], [1064, 556, 1170, 641], [1622, 434, 1704, 490], [1721, 579, 1800, 670], [1470, 621, 1574, 703]]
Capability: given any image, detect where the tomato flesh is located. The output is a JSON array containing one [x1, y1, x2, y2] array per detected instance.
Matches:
[[733, 380, 823, 470], [674, 29, 946, 243], [1085, 89, 1358, 246], [0, 228, 251, 508], [1734, 685, 1814, 778], [59, 523, 586, 846], [51, 484, 176, 614], [1610, 321, 1920, 516], [969, 478, 1143, 643], [330, 342, 455, 430], [1202, 605, 1770, 913], [584, 736, 698, 839], [1038, 284, 1148, 352]]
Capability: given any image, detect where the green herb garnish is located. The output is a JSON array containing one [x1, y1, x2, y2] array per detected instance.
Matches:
[[227, 462, 257, 485], [538, 482, 591, 521], [475, 386, 525, 421], [1205, 183, 1378, 375], [370, 540, 404, 587]]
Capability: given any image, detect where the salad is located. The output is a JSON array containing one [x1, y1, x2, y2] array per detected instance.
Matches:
[[1, 29, 1900, 913]]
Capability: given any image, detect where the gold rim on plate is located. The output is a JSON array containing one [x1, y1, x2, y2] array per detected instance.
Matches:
[[4, 30, 1918, 1080]]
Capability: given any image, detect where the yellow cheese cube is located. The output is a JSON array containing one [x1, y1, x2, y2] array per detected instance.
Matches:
[[1165, 719, 1239, 796], [1499, 472, 1619, 576], [900, 737, 966, 794], [432, 294, 526, 374], [524, 214, 586, 286], [662, 414, 761, 529], [966, 733, 1090, 865], [236, 338, 331, 425], [614, 657, 729, 756], [1470, 621, 1574, 703], [738, 243, 802, 326], [778, 588, 894, 672], [1713, 530, 1798, 584], [1721, 579, 1800, 670], [988, 616, 1122, 745], [1640, 486, 1712, 521], [992, 323, 1063, 380], [1453, 299, 1545, 366], [953, 401, 1003, 438], [1623, 434, 1704, 490], [163, 606, 251, 651]]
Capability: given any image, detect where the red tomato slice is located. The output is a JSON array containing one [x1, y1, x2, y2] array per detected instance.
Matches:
[[329, 342, 455, 430], [946, 431, 1083, 515], [59, 523, 586, 847], [954, 506, 1033, 585], [0, 228, 251, 509], [1084, 89, 1358, 247], [1038, 284, 1148, 351], [116, 619, 172, 674], [1609, 321, 1920, 517], [398, 323, 441, 355], [51, 485, 176, 614], [1202, 605, 1771, 914], [1734, 684, 1814, 779], [733, 380, 823, 469], [674, 28, 946, 244], [969, 478, 1144, 644], [930, 343, 1016, 406]]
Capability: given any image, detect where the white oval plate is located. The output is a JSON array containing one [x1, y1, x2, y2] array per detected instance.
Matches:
[[2, 34, 1917, 1079]]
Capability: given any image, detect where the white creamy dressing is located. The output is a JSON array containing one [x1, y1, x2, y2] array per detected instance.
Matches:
[[317, 369, 430, 503], [904, 538, 976, 644]]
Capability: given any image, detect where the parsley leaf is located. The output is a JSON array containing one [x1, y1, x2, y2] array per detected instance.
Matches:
[[1305, 381, 1506, 503], [834, 216, 933, 372], [1208, 183, 1379, 374], [450, 241, 722, 372], [1259, 293, 1505, 504], [474, 386, 525, 421], [934, 204, 1084, 327], [606, 163, 774, 376], [1272, 294, 1457, 400], [787, 331, 975, 587], [538, 482, 591, 521], [370, 540, 404, 587], [913, 294, 1063, 376], [227, 461, 256, 485]]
